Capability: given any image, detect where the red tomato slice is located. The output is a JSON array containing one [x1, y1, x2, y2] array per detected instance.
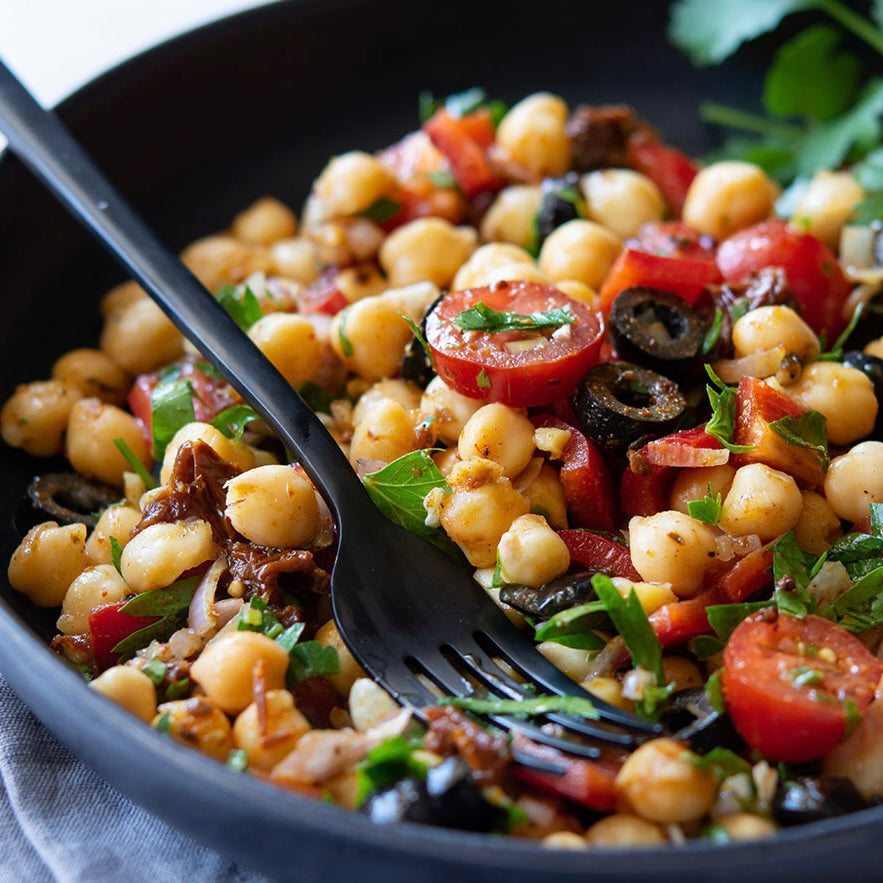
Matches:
[[532, 415, 618, 532], [723, 611, 883, 763], [425, 282, 605, 407], [423, 109, 503, 198], [627, 220, 716, 262], [716, 219, 852, 341], [598, 248, 721, 315], [625, 137, 699, 218], [89, 601, 160, 672], [558, 529, 641, 581]]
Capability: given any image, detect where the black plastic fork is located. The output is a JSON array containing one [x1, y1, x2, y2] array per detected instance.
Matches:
[[0, 59, 661, 762]]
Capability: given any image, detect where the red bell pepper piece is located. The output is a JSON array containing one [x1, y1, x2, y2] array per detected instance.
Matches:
[[598, 248, 721, 315], [512, 736, 619, 811], [625, 136, 699, 218], [620, 462, 673, 518], [88, 601, 160, 672], [558, 529, 641, 581], [532, 415, 618, 532], [423, 108, 504, 198], [298, 268, 348, 315]]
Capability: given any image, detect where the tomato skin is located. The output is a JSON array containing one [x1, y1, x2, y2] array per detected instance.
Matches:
[[625, 138, 699, 217], [88, 601, 160, 672], [628, 220, 716, 262], [532, 415, 618, 532], [558, 529, 641, 581], [598, 248, 721, 315], [425, 282, 605, 408], [716, 220, 852, 340], [423, 109, 503, 198], [723, 611, 883, 763], [298, 269, 348, 316]]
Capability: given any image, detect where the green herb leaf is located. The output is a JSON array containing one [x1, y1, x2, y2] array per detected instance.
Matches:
[[142, 658, 167, 686], [769, 410, 829, 472], [476, 369, 491, 389], [164, 677, 190, 701], [592, 574, 664, 686], [706, 670, 726, 714], [668, 0, 816, 66], [226, 748, 249, 773], [871, 502, 883, 537], [216, 284, 263, 331], [818, 302, 863, 360], [831, 564, 883, 631], [119, 577, 201, 619], [706, 601, 773, 643], [686, 747, 753, 780], [533, 600, 608, 645], [790, 665, 824, 686], [772, 531, 819, 617], [151, 377, 196, 460], [702, 307, 724, 355], [237, 595, 285, 638], [692, 635, 725, 661], [452, 301, 575, 333], [209, 404, 260, 440], [687, 485, 723, 525], [355, 736, 427, 805], [400, 312, 434, 370], [704, 365, 753, 453], [441, 693, 600, 719], [337, 305, 354, 358], [154, 712, 172, 734], [763, 26, 860, 122], [427, 168, 458, 190], [112, 437, 157, 490], [444, 87, 488, 118], [109, 536, 124, 575], [287, 641, 340, 685], [853, 145, 883, 191], [852, 192, 883, 225], [297, 381, 335, 414], [276, 622, 306, 654], [357, 197, 402, 223]]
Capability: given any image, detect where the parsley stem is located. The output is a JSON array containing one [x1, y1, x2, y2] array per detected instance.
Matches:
[[700, 103, 803, 139], [817, 0, 883, 57]]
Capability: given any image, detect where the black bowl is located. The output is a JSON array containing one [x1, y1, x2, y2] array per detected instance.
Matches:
[[2, 1, 882, 879]]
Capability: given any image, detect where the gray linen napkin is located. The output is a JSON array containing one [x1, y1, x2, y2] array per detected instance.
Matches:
[[0, 676, 270, 883]]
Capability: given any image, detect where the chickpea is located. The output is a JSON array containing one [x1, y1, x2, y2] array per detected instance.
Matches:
[[669, 464, 735, 516], [520, 462, 568, 530], [348, 678, 399, 732], [662, 656, 704, 692], [231, 196, 297, 245], [469, 262, 551, 288], [313, 151, 396, 219], [120, 518, 215, 592], [90, 665, 157, 722], [791, 170, 865, 249], [792, 490, 843, 554], [160, 422, 255, 485], [438, 458, 529, 567], [495, 93, 571, 180], [787, 362, 877, 445], [584, 813, 666, 847], [8, 521, 89, 607], [553, 280, 597, 306], [498, 514, 570, 588], [52, 348, 129, 404], [628, 511, 718, 598], [247, 313, 322, 389], [715, 813, 777, 842], [100, 298, 184, 374], [825, 441, 883, 522], [269, 237, 320, 284], [181, 235, 272, 293], [719, 464, 802, 542], [420, 376, 483, 445], [0, 380, 81, 456], [682, 161, 779, 240], [616, 738, 717, 824], [451, 242, 535, 291], [480, 186, 543, 248], [732, 305, 819, 362], [100, 280, 146, 318], [538, 219, 621, 288], [582, 677, 634, 713], [458, 403, 535, 478], [65, 398, 151, 487], [335, 263, 387, 303], [85, 504, 142, 565], [190, 631, 290, 714], [581, 170, 665, 239], [233, 689, 310, 771], [315, 619, 365, 696], [352, 379, 422, 427], [349, 398, 417, 465], [379, 218, 477, 288], [154, 697, 234, 762], [330, 296, 413, 382], [57, 564, 129, 635], [225, 465, 319, 548], [537, 641, 595, 682]]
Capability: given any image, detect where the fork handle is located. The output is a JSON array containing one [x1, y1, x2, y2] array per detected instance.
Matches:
[[0, 58, 368, 522]]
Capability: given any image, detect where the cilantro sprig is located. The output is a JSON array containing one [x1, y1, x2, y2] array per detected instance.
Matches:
[[452, 302, 575, 334], [704, 365, 753, 453]]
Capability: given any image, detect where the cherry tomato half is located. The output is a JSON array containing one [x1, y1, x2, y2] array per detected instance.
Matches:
[[627, 221, 716, 262], [625, 138, 699, 218], [716, 219, 852, 341], [425, 281, 605, 407], [723, 611, 883, 763]]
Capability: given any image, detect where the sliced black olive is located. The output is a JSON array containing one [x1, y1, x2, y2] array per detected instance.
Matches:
[[661, 687, 740, 753], [361, 777, 436, 826], [500, 570, 597, 618], [400, 291, 444, 387], [773, 775, 868, 827], [609, 287, 706, 373], [26, 473, 121, 529], [842, 350, 883, 436], [534, 172, 585, 250], [570, 361, 685, 451]]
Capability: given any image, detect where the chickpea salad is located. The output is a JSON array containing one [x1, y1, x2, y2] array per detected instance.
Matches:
[[7, 58, 883, 848]]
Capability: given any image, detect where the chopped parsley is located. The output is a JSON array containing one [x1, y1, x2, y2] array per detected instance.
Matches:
[[452, 301, 575, 333], [769, 410, 829, 473], [687, 484, 723, 525], [216, 284, 263, 331], [704, 365, 753, 453], [112, 437, 157, 489]]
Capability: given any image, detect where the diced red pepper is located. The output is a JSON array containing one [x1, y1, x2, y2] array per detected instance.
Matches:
[[598, 249, 721, 315], [625, 136, 699, 218], [558, 529, 641, 581], [532, 415, 618, 532], [512, 736, 619, 811], [88, 601, 160, 672], [620, 462, 673, 518], [424, 109, 504, 198], [733, 376, 826, 488], [298, 268, 348, 316]]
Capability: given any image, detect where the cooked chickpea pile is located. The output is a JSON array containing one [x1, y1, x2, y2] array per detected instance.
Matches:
[[6, 89, 883, 846]]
